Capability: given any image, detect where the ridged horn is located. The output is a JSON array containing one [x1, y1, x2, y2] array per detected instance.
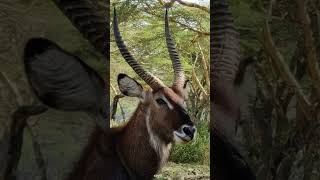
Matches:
[[211, 1, 241, 82], [52, 0, 107, 57], [211, 1, 256, 179], [113, 8, 165, 90], [165, 9, 185, 89]]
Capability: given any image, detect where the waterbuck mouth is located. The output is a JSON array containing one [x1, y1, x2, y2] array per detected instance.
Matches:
[[174, 132, 191, 143], [173, 125, 196, 144]]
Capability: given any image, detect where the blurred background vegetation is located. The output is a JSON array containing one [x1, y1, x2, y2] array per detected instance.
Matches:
[[228, 0, 320, 179]]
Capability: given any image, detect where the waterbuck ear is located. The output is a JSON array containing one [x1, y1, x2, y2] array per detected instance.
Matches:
[[24, 38, 106, 112], [117, 74, 143, 97]]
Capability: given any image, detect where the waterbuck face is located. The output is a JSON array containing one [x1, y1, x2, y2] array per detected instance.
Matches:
[[117, 74, 196, 144], [114, 8, 196, 145]]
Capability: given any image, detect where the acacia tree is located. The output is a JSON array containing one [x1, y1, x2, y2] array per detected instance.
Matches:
[[110, 0, 210, 122]]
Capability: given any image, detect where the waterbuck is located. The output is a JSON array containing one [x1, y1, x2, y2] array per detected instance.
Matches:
[[67, 8, 196, 179], [20, 9, 195, 180]]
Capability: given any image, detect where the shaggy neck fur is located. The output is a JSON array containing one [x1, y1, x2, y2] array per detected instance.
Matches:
[[115, 103, 172, 179]]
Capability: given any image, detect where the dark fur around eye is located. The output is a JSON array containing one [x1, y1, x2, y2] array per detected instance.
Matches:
[[156, 98, 167, 105]]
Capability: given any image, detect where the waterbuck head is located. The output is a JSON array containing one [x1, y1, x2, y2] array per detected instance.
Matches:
[[113, 9, 196, 145]]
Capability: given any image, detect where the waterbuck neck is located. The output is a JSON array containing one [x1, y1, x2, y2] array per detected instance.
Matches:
[[115, 102, 172, 179]]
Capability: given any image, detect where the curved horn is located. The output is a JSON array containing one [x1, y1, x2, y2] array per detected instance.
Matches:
[[165, 9, 185, 89], [52, 0, 107, 57], [211, 1, 240, 82], [211, 1, 255, 179], [113, 8, 165, 90]]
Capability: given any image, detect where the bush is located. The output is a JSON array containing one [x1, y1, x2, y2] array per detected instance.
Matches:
[[169, 122, 210, 165]]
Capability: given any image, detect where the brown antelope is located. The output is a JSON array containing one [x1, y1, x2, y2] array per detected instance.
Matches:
[[65, 8, 196, 179]]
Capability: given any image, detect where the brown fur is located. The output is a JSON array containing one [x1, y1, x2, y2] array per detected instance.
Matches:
[[211, 81, 239, 143], [67, 88, 190, 180]]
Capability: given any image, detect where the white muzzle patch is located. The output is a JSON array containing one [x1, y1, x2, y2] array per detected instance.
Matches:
[[173, 125, 196, 144]]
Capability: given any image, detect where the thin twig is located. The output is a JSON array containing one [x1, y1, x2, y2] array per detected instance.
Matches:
[[110, 84, 126, 121], [191, 55, 208, 98], [197, 43, 210, 87], [111, 95, 125, 120], [0, 72, 23, 106]]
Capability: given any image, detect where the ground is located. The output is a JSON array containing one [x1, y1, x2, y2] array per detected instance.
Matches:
[[155, 162, 210, 180]]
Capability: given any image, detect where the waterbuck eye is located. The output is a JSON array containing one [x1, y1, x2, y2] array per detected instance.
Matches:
[[156, 98, 167, 106]]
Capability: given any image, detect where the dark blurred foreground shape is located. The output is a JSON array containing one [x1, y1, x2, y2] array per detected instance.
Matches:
[[211, 0, 256, 179], [4, 37, 108, 179], [0, 0, 108, 179], [212, 0, 320, 179]]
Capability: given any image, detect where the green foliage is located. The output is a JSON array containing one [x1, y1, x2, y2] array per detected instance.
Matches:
[[110, 0, 209, 89], [110, 0, 210, 122], [169, 122, 210, 165], [230, 0, 266, 56]]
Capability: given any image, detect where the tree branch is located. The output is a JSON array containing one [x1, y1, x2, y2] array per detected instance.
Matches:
[[143, 7, 209, 35], [175, 0, 209, 13], [0, 72, 48, 180], [259, 21, 312, 121], [191, 55, 208, 98], [110, 84, 126, 121], [111, 95, 125, 120], [158, 0, 209, 13], [296, 0, 320, 99], [5, 105, 47, 180], [197, 43, 210, 87]]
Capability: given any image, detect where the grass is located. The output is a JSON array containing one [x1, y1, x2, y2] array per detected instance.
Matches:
[[155, 162, 210, 180]]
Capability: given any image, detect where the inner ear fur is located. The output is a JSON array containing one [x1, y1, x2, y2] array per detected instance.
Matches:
[[117, 73, 143, 98], [24, 37, 106, 112]]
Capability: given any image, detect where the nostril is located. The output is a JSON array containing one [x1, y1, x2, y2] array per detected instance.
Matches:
[[183, 126, 194, 138], [182, 127, 190, 134]]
